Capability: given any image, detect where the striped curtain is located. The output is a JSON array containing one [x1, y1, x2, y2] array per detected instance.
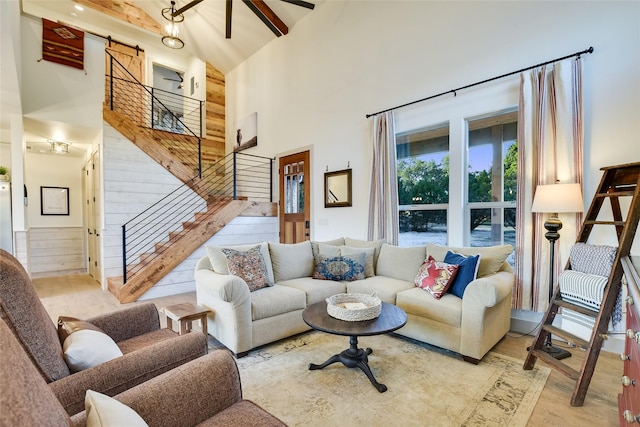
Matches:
[[514, 58, 584, 311], [368, 112, 399, 245]]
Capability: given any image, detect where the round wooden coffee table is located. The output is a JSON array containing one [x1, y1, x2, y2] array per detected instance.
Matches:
[[302, 300, 407, 393]]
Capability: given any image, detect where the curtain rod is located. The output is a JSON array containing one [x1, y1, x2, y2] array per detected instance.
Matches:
[[365, 46, 594, 119]]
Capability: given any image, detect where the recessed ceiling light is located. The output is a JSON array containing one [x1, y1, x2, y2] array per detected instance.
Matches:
[[74, 4, 84, 11]]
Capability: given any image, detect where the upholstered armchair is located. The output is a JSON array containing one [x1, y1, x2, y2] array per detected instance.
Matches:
[[0, 317, 286, 427], [0, 250, 207, 415]]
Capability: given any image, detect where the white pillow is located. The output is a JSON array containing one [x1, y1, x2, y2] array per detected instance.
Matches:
[[63, 329, 123, 372], [268, 241, 314, 282], [85, 390, 148, 427]]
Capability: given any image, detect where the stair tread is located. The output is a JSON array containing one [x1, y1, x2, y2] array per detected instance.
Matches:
[[531, 349, 579, 380], [554, 298, 599, 318], [542, 324, 590, 349]]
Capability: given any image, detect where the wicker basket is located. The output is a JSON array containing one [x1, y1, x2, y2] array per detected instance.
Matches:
[[326, 293, 381, 321]]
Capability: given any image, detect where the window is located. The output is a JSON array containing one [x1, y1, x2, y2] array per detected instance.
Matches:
[[466, 112, 517, 264], [396, 123, 449, 246]]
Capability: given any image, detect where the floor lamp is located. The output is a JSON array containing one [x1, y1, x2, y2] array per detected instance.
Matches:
[[531, 182, 584, 360]]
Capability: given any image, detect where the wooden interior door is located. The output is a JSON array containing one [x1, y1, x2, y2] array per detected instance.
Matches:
[[105, 43, 145, 126], [279, 151, 310, 243]]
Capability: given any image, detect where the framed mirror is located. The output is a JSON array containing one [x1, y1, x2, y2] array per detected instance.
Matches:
[[324, 169, 352, 208]]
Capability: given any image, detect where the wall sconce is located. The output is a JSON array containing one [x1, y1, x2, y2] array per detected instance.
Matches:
[[161, 1, 184, 49]]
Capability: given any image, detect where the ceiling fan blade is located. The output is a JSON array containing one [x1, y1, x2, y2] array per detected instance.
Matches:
[[243, 0, 288, 37], [226, 0, 232, 39], [172, 0, 204, 17], [280, 0, 315, 10]]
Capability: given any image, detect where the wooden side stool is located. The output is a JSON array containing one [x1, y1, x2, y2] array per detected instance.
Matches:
[[161, 303, 211, 336]]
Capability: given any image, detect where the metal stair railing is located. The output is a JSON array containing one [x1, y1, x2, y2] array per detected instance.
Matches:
[[104, 49, 203, 176], [121, 152, 274, 283]]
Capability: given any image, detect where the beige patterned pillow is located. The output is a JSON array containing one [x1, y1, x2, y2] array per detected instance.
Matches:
[[222, 246, 270, 291]]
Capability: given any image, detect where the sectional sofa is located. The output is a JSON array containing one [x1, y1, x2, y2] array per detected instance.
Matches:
[[195, 238, 514, 363]]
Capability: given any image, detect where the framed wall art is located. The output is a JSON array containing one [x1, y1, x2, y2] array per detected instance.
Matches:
[[41, 186, 69, 215], [233, 112, 258, 152]]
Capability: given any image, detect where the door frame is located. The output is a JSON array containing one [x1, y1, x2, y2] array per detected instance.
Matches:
[[278, 150, 311, 243]]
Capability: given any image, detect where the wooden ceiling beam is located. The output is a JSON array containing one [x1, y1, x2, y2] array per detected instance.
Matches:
[[74, 0, 161, 35], [243, 0, 288, 37], [226, 0, 233, 38], [280, 0, 315, 10]]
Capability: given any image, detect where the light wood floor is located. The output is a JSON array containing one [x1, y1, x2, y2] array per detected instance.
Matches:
[[33, 274, 621, 426]]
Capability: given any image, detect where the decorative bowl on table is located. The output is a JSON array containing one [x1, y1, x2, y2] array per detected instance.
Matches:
[[326, 293, 381, 321]]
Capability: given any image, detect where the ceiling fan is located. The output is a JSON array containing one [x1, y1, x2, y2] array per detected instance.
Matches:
[[171, 0, 315, 39]]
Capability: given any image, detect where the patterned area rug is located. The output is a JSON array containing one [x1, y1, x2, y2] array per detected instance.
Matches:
[[236, 331, 550, 427]]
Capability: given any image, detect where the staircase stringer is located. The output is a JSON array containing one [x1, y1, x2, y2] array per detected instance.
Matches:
[[103, 105, 198, 184], [111, 200, 258, 303]]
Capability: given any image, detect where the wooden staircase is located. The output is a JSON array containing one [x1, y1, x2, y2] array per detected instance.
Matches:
[[107, 199, 275, 303], [103, 104, 275, 303], [523, 162, 640, 406]]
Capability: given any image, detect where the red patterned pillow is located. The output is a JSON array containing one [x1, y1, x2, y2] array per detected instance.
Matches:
[[414, 256, 459, 299]]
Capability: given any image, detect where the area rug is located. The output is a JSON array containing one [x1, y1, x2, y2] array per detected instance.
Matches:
[[236, 331, 550, 427]]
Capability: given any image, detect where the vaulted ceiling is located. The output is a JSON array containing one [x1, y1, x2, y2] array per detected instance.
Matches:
[[22, 0, 320, 74]]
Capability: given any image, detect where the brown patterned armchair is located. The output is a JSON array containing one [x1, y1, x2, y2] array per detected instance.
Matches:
[[0, 250, 207, 415], [0, 317, 286, 426]]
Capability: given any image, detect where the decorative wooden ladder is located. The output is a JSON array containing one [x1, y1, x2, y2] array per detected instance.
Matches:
[[523, 162, 640, 406]]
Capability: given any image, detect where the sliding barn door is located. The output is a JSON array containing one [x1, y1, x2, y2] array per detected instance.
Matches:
[[279, 151, 310, 243]]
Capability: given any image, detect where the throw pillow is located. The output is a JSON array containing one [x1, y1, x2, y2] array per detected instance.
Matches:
[[313, 253, 366, 281], [340, 246, 376, 277], [426, 243, 512, 277], [85, 390, 148, 427], [343, 237, 385, 270], [58, 317, 123, 373], [414, 256, 459, 299], [222, 245, 270, 292], [443, 251, 481, 298], [205, 242, 275, 284]]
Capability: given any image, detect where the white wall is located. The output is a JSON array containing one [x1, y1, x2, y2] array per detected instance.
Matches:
[[25, 153, 85, 227], [226, 1, 640, 254], [20, 16, 105, 128]]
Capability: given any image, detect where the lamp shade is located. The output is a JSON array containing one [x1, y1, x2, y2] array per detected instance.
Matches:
[[531, 183, 584, 214]]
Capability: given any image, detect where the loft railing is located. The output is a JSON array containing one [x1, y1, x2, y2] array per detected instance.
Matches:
[[104, 50, 203, 175], [121, 152, 274, 283]]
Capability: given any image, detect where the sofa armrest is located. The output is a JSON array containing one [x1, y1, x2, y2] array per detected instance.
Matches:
[[460, 271, 514, 360], [195, 269, 252, 354], [195, 269, 251, 304], [85, 303, 161, 343], [70, 351, 242, 427], [51, 331, 207, 416]]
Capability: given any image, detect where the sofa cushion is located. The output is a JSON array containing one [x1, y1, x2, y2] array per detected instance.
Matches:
[[311, 238, 345, 258], [205, 242, 275, 284], [443, 251, 480, 298], [0, 250, 71, 382], [396, 287, 462, 327], [222, 246, 271, 292], [346, 276, 414, 305], [278, 277, 347, 305], [85, 390, 148, 427], [269, 241, 314, 282], [313, 253, 366, 281], [344, 238, 385, 271], [426, 243, 512, 278], [340, 246, 376, 278], [376, 244, 426, 282], [414, 256, 459, 299], [250, 285, 307, 321]]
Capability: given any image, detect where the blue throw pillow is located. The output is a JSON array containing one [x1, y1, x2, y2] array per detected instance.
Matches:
[[443, 251, 480, 298], [313, 253, 366, 281]]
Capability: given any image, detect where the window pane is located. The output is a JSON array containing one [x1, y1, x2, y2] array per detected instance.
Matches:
[[399, 209, 447, 246], [396, 124, 450, 246]]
